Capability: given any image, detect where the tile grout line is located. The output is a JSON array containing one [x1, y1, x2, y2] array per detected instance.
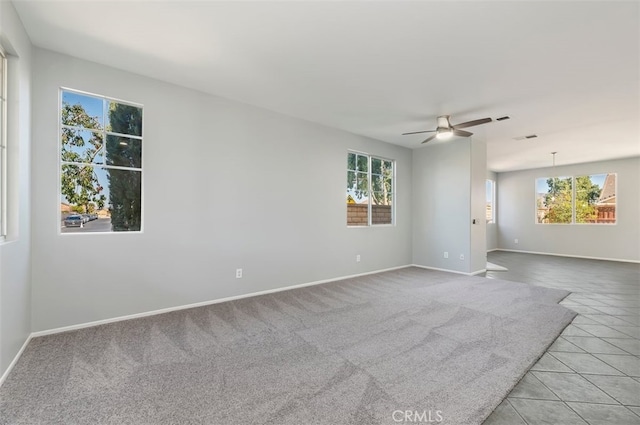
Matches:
[[529, 369, 622, 407], [511, 371, 595, 425], [505, 398, 531, 425], [555, 335, 638, 377]]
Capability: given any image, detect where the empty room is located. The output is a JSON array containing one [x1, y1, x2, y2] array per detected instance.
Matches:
[[0, 1, 638, 424]]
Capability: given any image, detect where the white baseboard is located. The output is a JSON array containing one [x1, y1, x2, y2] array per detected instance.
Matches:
[[495, 249, 640, 264], [411, 264, 486, 276], [486, 248, 499, 253], [30, 264, 412, 338], [0, 334, 32, 387]]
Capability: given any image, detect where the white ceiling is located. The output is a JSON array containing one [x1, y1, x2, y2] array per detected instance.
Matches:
[[12, 0, 640, 171]]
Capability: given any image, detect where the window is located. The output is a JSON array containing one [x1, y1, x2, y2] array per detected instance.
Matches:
[[346, 152, 394, 226], [0, 47, 6, 239], [60, 89, 143, 233], [536, 176, 573, 224], [486, 179, 495, 224], [576, 174, 616, 224], [535, 174, 616, 225]]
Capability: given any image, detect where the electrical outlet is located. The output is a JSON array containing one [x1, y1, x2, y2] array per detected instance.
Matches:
[[514, 238, 519, 244], [459, 254, 464, 260], [443, 252, 448, 259], [236, 268, 243, 278], [356, 254, 361, 263]]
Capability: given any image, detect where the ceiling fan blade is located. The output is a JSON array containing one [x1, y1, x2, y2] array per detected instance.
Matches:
[[402, 130, 436, 136], [421, 135, 437, 144], [452, 117, 492, 129], [453, 129, 473, 137]]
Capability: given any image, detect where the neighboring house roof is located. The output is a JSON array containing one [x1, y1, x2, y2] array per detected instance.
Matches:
[[597, 174, 616, 204]]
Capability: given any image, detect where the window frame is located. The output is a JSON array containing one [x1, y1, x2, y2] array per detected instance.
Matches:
[[534, 174, 617, 226], [0, 46, 7, 241], [346, 150, 396, 227], [486, 179, 496, 224], [58, 87, 144, 235]]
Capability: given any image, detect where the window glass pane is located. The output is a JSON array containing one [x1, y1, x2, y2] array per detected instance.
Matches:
[[372, 193, 392, 224], [61, 165, 109, 233], [371, 157, 382, 174], [347, 171, 356, 191], [486, 180, 494, 224], [347, 166, 368, 226], [536, 176, 572, 224], [356, 154, 368, 173], [347, 169, 368, 226], [107, 101, 142, 136], [372, 175, 392, 197], [576, 173, 616, 224], [107, 168, 142, 231], [371, 191, 393, 205], [356, 172, 368, 193], [347, 152, 356, 171], [60, 166, 141, 232], [105, 135, 142, 168], [371, 174, 382, 191], [61, 91, 104, 130], [346, 173, 368, 203], [347, 202, 368, 226], [61, 128, 104, 164]]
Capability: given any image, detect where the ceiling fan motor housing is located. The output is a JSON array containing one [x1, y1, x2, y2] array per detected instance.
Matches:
[[437, 115, 452, 130]]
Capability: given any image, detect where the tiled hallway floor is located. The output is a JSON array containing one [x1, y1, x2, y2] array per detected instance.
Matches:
[[482, 251, 640, 425]]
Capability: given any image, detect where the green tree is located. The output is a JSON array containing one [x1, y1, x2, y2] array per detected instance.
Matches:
[[106, 102, 142, 231], [347, 153, 368, 201], [370, 157, 392, 205], [575, 176, 601, 223], [346, 154, 392, 204], [60, 102, 106, 214], [544, 177, 572, 223]]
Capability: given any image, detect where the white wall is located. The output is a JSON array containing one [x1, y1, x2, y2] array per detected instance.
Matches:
[[486, 170, 498, 251], [0, 1, 32, 378], [30, 48, 413, 332], [412, 138, 486, 274], [497, 157, 640, 262]]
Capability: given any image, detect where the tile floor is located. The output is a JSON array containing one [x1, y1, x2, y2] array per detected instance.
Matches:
[[482, 251, 640, 425]]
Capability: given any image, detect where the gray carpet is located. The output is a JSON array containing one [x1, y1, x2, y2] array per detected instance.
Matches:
[[0, 267, 575, 425]]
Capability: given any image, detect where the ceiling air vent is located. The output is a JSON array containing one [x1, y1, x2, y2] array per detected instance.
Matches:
[[514, 134, 538, 141], [496, 116, 510, 121]]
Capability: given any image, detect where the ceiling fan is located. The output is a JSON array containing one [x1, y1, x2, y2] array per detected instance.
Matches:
[[402, 115, 492, 144]]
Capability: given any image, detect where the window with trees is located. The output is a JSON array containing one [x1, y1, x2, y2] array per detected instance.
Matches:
[[346, 152, 394, 226], [486, 179, 495, 224], [0, 47, 6, 240], [576, 174, 616, 224], [60, 89, 143, 233], [535, 174, 616, 225]]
